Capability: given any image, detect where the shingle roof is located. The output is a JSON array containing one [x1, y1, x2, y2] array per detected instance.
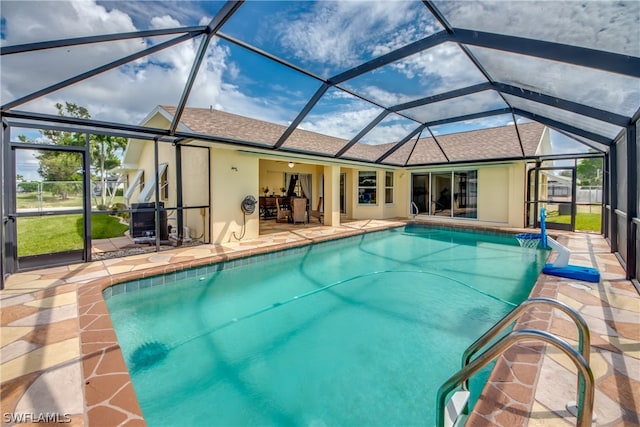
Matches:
[[160, 106, 545, 166]]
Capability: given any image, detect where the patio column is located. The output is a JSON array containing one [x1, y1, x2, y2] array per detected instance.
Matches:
[[324, 165, 340, 226]]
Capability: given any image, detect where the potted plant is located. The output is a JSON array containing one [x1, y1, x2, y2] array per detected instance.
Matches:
[[263, 186, 269, 196], [280, 187, 286, 196]]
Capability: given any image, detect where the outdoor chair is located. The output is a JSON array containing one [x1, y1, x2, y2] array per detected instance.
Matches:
[[276, 197, 291, 223], [309, 197, 324, 223], [292, 197, 308, 224]]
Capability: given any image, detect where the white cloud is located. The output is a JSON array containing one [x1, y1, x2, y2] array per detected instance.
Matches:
[[469, 46, 640, 118], [390, 43, 486, 94], [300, 106, 382, 140], [277, 1, 439, 74], [404, 90, 506, 124], [434, 0, 640, 57], [1, 0, 295, 128], [1, 1, 136, 43], [346, 84, 410, 107], [361, 120, 417, 145], [150, 15, 182, 29]]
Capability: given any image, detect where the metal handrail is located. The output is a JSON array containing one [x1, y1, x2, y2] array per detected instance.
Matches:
[[461, 297, 591, 424], [410, 201, 419, 218], [436, 329, 594, 427], [462, 297, 590, 389]]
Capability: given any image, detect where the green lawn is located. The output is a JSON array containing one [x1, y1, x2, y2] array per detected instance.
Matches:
[[549, 213, 602, 232], [17, 192, 125, 210], [17, 213, 129, 256]]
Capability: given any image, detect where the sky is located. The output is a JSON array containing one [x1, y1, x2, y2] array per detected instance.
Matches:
[[1, 0, 638, 158]]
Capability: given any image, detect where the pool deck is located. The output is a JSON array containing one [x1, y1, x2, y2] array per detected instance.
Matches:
[[1, 219, 638, 426]]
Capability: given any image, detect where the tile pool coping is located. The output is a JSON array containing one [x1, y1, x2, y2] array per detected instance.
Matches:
[[2, 219, 638, 426]]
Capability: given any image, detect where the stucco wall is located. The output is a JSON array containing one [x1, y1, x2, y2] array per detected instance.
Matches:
[[410, 163, 527, 228], [180, 146, 210, 242], [211, 149, 259, 243], [478, 167, 510, 223]]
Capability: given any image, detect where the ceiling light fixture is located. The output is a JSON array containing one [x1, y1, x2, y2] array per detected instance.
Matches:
[[288, 162, 295, 168]]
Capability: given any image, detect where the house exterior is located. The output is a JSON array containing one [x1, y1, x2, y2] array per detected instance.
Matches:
[[122, 106, 548, 244]]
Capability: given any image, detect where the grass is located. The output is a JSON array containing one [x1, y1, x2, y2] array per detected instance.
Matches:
[[17, 192, 125, 210], [17, 213, 129, 256], [548, 212, 602, 232]]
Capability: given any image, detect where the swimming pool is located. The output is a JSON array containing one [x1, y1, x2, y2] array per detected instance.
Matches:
[[105, 225, 547, 426]]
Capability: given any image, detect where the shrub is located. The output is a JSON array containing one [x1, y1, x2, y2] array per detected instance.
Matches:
[[110, 202, 129, 220]]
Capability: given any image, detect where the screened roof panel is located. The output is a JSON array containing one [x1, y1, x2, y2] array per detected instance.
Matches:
[[185, 38, 322, 142], [101, 1, 225, 30], [545, 129, 599, 156], [282, 128, 347, 156], [360, 114, 417, 145], [339, 42, 488, 106], [14, 40, 197, 126], [504, 95, 623, 140], [547, 128, 610, 154], [1, 0, 638, 166], [219, 1, 443, 79], [516, 120, 547, 156], [436, 123, 523, 162], [163, 106, 277, 148], [341, 142, 393, 163], [295, 87, 384, 141], [1, 38, 169, 106], [402, 90, 507, 124], [381, 138, 416, 166], [406, 137, 448, 165], [430, 114, 514, 136], [435, 0, 640, 57], [468, 46, 640, 117], [2, 0, 140, 42]]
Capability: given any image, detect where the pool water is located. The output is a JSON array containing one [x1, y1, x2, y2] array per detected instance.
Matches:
[[105, 226, 547, 426]]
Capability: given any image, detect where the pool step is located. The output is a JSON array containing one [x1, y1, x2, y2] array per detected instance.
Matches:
[[444, 389, 470, 427]]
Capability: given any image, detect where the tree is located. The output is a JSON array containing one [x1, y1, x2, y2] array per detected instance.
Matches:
[[25, 102, 127, 204], [91, 133, 127, 207], [576, 156, 603, 186]]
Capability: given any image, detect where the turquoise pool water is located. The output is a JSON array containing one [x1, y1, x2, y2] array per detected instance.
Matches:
[[105, 225, 547, 426]]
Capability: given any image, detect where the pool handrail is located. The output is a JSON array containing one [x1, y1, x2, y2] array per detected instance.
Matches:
[[436, 328, 594, 427], [436, 297, 592, 427], [410, 201, 419, 218], [461, 297, 590, 390]]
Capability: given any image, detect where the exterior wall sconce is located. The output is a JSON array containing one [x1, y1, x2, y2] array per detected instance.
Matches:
[[288, 162, 295, 168]]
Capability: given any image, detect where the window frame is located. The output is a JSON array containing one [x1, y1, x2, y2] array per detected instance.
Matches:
[[385, 171, 394, 204], [358, 171, 377, 205]]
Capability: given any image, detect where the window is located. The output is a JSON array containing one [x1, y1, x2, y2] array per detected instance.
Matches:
[[385, 171, 394, 204], [432, 172, 452, 216], [453, 170, 477, 218], [160, 167, 169, 200], [358, 171, 377, 204], [411, 170, 477, 219]]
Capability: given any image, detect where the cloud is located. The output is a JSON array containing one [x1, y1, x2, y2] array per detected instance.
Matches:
[[276, 1, 440, 76], [404, 90, 507, 124], [1, 0, 300, 128], [469, 46, 640, 118], [361, 116, 417, 145], [345, 42, 488, 107], [391, 43, 486, 94], [97, 0, 211, 30], [434, 0, 640, 57], [301, 105, 383, 140], [150, 15, 182, 30]]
